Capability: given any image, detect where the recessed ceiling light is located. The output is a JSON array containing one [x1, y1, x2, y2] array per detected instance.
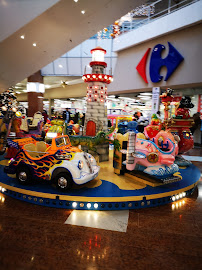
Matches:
[[81, 10, 85, 14], [33, 43, 37, 47], [58, 64, 63, 68], [74, 0, 78, 2], [20, 35, 25, 39]]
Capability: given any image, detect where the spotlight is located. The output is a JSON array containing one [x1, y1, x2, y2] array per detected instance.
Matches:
[[72, 202, 77, 208], [94, 203, 98, 209], [87, 203, 91, 209]]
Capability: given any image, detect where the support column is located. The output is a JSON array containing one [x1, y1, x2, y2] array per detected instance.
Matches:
[[49, 98, 54, 118], [27, 71, 44, 117]]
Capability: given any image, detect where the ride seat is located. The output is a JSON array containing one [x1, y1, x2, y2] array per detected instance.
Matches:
[[24, 143, 39, 158], [36, 141, 49, 156], [29, 112, 43, 129]]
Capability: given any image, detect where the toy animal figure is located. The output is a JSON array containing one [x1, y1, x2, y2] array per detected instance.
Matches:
[[124, 131, 179, 180], [69, 131, 108, 151]]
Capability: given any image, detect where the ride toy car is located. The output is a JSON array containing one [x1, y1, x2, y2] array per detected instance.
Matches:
[[4, 135, 100, 191]]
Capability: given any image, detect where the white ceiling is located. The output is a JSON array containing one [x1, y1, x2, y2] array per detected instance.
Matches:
[[0, 0, 144, 92], [0, 0, 59, 42]]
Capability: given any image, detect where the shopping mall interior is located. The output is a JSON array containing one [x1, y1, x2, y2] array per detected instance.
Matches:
[[0, 0, 202, 269]]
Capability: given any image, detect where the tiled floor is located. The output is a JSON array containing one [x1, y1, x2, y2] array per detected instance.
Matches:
[[0, 146, 202, 270]]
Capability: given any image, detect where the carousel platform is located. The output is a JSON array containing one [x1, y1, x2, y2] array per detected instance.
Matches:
[[0, 151, 200, 210]]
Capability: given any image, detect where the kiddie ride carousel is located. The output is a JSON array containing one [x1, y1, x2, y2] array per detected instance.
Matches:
[[0, 64, 200, 211]]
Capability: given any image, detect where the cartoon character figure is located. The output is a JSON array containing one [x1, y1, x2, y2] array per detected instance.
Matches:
[[175, 96, 194, 119]]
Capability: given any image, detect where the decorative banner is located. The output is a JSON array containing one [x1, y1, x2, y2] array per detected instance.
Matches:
[[151, 87, 160, 115]]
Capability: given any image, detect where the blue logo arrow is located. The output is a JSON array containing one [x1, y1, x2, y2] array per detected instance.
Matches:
[[149, 42, 184, 83]]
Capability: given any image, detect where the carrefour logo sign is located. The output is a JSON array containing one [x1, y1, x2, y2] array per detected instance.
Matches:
[[136, 42, 184, 83]]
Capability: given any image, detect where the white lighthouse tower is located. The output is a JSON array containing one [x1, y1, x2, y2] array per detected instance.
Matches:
[[82, 47, 113, 136]]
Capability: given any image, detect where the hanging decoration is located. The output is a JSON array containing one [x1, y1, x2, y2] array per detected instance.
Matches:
[[131, 4, 155, 17]]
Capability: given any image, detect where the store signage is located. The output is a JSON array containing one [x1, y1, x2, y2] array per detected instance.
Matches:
[[136, 42, 184, 83], [151, 87, 160, 115]]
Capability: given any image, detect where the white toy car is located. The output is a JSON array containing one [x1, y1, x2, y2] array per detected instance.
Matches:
[[4, 135, 100, 191]]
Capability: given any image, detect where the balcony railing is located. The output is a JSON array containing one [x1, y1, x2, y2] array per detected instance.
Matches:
[[119, 0, 199, 35]]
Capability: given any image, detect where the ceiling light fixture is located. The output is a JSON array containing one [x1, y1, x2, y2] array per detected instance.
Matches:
[[138, 95, 151, 98], [139, 92, 152, 96], [33, 43, 37, 47], [140, 97, 151, 100], [58, 64, 63, 68], [81, 10, 85, 14], [74, 0, 78, 2], [20, 35, 25, 39]]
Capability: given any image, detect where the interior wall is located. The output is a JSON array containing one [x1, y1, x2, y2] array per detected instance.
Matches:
[[108, 23, 202, 94]]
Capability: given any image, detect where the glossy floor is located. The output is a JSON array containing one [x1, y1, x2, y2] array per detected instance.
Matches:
[[0, 147, 202, 270]]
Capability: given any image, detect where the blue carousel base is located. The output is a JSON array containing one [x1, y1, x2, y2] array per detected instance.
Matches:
[[0, 158, 200, 210]]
